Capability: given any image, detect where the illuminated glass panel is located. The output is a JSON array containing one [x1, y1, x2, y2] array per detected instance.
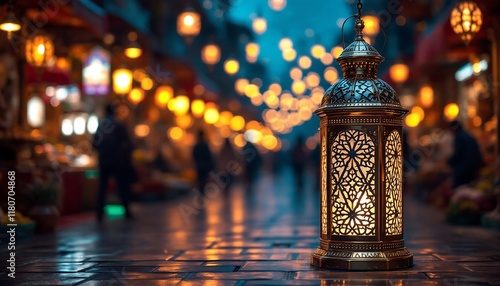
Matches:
[[331, 129, 376, 236], [385, 130, 403, 235]]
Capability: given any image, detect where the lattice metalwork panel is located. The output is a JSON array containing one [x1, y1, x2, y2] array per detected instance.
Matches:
[[331, 129, 376, 236], [385, 130, 403, 235], [321, 128, 328, 235]]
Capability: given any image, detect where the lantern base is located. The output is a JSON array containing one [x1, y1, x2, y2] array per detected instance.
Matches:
[[310, 247, 413, 270]]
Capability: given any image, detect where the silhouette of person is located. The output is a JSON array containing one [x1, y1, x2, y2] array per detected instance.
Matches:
[[92, 103, 136, 222], [218, 138, 241, 192], [192, 131, 215, 193], [291, 136, 307, 191], [242, 141, 262, 189], [447, 120, 484, 188]]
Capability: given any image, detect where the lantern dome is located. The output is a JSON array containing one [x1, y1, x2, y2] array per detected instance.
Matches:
[[320, 20, 404, 111]]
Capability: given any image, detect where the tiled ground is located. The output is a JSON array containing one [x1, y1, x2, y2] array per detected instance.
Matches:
[[1, 169, 500, 285]]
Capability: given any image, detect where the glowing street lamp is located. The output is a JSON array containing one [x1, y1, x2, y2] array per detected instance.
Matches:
[[177, 8, 201, 41], [311, 5, 413, 270], [25, 34, 54, 68], [0, 0, 20, 39], [112, 67, 133, 95], [201, 43, 221, 65], [450, 0, 482, 46], [124, 32, 142, 59]]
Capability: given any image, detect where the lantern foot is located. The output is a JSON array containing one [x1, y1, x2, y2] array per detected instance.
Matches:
[[310, 247, 413, 270]]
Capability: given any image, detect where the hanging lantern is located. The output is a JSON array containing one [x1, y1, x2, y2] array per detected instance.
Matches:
[[25, 35, 55, 68], [311, 7, 413, 270], [177, 8, 201, 38], [450, 0, 482, 46], [252, 17, 267, 34], [112, 68, 133, 95], [389, 62, 409, 84], [201, 43, 221, 65], [124, 32, 142, 59], [0, 0, 20, 39], [224, 58, 239, 75]]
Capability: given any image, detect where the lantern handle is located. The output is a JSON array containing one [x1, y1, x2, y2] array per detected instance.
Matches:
[[341, 14, 360, 49], [380, 25, 387, 54]]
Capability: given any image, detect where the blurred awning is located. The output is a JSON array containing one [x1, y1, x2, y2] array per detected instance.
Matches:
[[25, 65, 70, 86]]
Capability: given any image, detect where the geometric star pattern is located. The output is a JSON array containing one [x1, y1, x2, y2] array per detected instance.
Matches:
[[385, 130, 403, 235], [331, 129, 376, 236]]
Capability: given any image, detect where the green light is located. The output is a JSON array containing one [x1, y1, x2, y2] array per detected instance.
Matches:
[[85, 170, 99, 179], [105, 205, 125, 217]]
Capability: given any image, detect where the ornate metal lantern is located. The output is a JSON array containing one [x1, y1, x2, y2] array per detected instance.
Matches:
[[311, 2, 413, 270], [25, 34, 54, 68], [450, 0, 482, 46]]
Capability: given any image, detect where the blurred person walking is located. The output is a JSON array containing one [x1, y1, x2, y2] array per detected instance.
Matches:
[[192, 131, 215, 193], [92, 104, 136, 222], [218, 138, 242, 192], [448, 120, 484, 188], [242, 142, 262, 189]]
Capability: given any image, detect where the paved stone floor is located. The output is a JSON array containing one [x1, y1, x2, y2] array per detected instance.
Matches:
[[1, 169, 500, 285]]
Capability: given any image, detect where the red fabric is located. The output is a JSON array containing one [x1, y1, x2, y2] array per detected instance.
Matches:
[[25, 64, 71, 86]]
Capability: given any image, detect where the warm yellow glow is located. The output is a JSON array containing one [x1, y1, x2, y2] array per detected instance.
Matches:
[[55, 57, 70, 71], [191, 99, 205, 118], [389, 63, 410, 84], [219, 111, 233, 125], [269, 83, 282, 95], [298, 56, 312, 69], [419, 85, 434, 108], [298, 107, 313, 121], [252, 17, 267, 34], [324, 67, 339, 83], [246, 42, 260, 58], [169, 126, 184, 141], [128, 88, 144, 104], [250, 94, 263, 106], [320, 53, 333, 65], [124, 47, 142, 58], [450, 1, 482, 45], [472, 116, 482, 127], [269, 0, 286, 11], [224, 59, 239, 75], [262, 135, 278, 150], [405, 113, 420, 127], [155, 86, 174, 107], [134, 124, 150, 137], [244, 84, 260, 98], [235, 78, 249, 95], [141, 77, 154, 90], [0, 11, 20, 32], [112, 68, 133, 94], [292, 80, 306, 95], [444, 103, 460, 121], [305, 72, 320, 88], [331, 46, 343, 59], [176, 115, 193, 128], [234, 134, 247, 147], [204, 103, 220, 124], [201, 44, 221, 65], [25, 35, 54, 67], [311, 44, 326, 59], [411, 106, 425, 122], [290, 67, 302, 80], [172, 95, 190, 116], [362, 15, 380, 36], [472, 61, 482, 74], [279, 38, 293, 50], [282, 48, 296, 62], [133, 69, 147, 81], [230, 116, 245, 131], [177, 10, 201, 37]]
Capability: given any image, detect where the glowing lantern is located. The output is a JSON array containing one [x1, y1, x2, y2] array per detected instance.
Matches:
[[311, 15, 413, 270], [112, 68, 133, 95], [25, 35, 54, 67], [389, 62, 409, 84], [128, 88, 145, 104], [191, 99, 205, 118], [444, 103, 460, 121], [202, 44, 221, 65], [450, 0, 482, 46], [252, 17, 267, 34], [177, 8, 201, 38], [224, 59, 239, 75], [155, 85, 174, 107], [0, 0, 20, 39], [419, 85, 434, 108], [124, 32, 142, 59]]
